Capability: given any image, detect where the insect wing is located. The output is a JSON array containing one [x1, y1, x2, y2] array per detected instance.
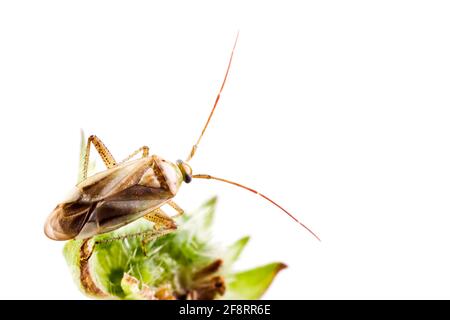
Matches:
[[76, 193, 170, 239], [77, 158, 152, 202], [45, 157, 175, 240]]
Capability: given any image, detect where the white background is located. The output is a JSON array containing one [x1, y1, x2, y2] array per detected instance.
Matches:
[[1, 1, 450, 299]]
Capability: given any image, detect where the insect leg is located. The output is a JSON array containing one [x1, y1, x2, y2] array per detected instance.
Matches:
[[166, 200, 185, 217], [144, 208, 177, 230], [141, 209, 178, 256], [120, 146, 150, 163], [140, 208, 179, 256], [140, 226, 175, 257], [87, 209, 177, 256], [82, 135, 117, 180], [93, 227, 174, 246]]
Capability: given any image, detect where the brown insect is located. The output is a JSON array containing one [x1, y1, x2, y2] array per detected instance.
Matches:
[[44, 34, 320, 242]]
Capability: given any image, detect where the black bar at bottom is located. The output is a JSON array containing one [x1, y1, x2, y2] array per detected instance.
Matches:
[[0, 300, 444, 319]]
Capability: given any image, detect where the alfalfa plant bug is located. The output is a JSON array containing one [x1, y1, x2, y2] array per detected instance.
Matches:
[[44, 33, 320, 244]]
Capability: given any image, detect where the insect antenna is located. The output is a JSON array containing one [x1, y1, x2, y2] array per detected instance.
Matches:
[[186, 32, 239, 162], [192, 174, 321, 241]]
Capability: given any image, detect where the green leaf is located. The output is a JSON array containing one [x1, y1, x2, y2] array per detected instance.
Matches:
[[64, 200, 220, 299], [223, 236, 250, 268], [62, 239, 85, 294], [223, 262, 287, 300], [62, 197, 287, 300], [90, 219, 176, 298], [182, 196, 217, 232], [200, 196, 217, 230], [62, 239, 82, 277], [121, 273, 155, 300]]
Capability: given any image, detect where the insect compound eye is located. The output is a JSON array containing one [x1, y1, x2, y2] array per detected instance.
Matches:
[[176, 160, 193, 184], [184, 174, 192, 183]]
